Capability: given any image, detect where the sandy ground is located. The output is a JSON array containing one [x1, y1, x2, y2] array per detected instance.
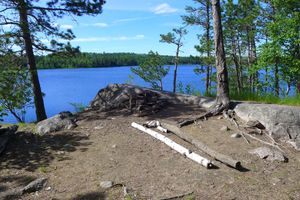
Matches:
[[0, 104, 300, 200]]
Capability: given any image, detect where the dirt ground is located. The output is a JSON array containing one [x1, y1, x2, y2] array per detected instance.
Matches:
[[0, 104, 300, 200]]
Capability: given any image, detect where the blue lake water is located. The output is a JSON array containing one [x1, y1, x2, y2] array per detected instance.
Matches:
[[4, 65, 208, 123]]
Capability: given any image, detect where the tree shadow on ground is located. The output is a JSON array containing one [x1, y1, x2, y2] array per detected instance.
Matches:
[[72, 191, 106, 200], [0, 174, 36, 200], [0, 130, 92, 172]]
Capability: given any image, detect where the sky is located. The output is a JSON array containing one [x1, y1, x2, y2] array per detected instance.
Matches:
[[54, 0, 202, 56]]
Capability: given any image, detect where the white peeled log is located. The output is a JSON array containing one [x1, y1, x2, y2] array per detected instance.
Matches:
[[156, 125, 168, 133], [131, 122, 213, 168]]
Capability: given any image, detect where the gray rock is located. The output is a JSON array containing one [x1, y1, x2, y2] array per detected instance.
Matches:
[[287, 139, 300, 150], [246, 120, 265, 129], [21, 178, 47, 194], [249, 147, 286, 162], [100, 181, 113, 189], [231, 133, 241, 138], [220, 126, 229, 131], [36, 111, 77, 135], [234, 103, 300, 150]]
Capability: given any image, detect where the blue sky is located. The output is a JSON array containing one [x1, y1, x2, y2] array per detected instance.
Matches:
[[55, 0, 202, 56]]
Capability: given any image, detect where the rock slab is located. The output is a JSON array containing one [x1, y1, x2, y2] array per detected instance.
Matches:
[[234, 103, 300, 150], [249, 147, 286, 162], [36, 111, 77, 135]]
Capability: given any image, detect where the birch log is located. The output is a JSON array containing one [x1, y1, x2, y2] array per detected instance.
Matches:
[[131, 122, 213, 168], [161, 122, 241, 168]]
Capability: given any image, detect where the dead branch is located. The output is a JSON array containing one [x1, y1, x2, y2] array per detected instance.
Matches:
[[160, 192, 194, 200], [161, 121, 241, 169], [228, 114, 284, 153]]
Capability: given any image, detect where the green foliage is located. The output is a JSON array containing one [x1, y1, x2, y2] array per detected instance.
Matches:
[[230, 91, 300, 106], [177, 82, 201, 96], [69, 102, 86, 113], [0, 54, 33, 123], [131, 51, 170, 90]]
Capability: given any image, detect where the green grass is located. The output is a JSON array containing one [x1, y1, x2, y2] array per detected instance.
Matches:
[[0, 122, 36, 132], [229, 92, 300, 106]]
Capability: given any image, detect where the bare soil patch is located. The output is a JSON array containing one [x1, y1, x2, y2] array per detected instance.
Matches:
[[1, 104, 300, 199]]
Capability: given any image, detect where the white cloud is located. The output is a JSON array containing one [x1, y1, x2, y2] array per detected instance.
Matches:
[[60, 24, 73, 29], [47, 35, 145, 43], [74, 35, 145, 42], [93, 23, 108, 27], [152, 3, 178, 14], [113, 16, 154, 23]]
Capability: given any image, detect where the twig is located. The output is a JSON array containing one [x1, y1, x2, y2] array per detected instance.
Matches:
[[243, 131, 284, 152], [160, 192, 194, 200], [224, 114, 250, 144]]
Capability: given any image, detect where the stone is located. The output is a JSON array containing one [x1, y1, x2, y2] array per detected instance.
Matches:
[[246, 120, 265, 129], [111, 144, 117, 148], [287, 139, 300, 150], [231, 133, 241, 138], [217, 116, 223, 120], [21, 178, 47, 194], [89, 84, 215, 116], [249, 147, 286, 162], [36, 111, 77, 135], [234, 103, 300, 150], [220, 126, 229, 131], [100, 181, 113, 189]]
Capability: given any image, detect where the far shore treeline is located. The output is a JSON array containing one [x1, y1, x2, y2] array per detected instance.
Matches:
[[36, 52, 200, 69]]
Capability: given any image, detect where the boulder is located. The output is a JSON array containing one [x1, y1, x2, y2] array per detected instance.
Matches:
[[36, 111, 77, 135], [249, 147, 286, 162], [234, 103, 300, 150], [89, 84, 215, 116], [21, 178, 47, 194]]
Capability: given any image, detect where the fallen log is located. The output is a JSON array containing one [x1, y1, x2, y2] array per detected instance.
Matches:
[[131, 122, 213, 168], [161, 122, 241, 169]]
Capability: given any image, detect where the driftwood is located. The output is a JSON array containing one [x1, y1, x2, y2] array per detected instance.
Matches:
[[161, 121, 241, 169], [131, 122, 213, 168]]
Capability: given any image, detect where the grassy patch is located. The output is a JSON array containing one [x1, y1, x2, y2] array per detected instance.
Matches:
[[219, 91, 300, 106], [0, 122, 36, 132]]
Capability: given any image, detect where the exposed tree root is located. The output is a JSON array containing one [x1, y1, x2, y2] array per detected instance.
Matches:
[[178, 102, 228, 127]]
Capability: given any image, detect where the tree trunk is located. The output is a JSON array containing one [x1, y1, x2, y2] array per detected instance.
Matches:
[[274, 61, 279, 97], [231, 35, 241, 93], [246, 28, 253, 92], [237, 33, 243, 88], [212, 0, 230, 109], [18, 1, 47, 121], [173, 45, 180, 93], [205, 0, 211, 95]]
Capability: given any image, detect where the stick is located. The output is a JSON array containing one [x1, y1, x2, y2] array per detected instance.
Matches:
[[229, 117, 284, 152], [225, 115, 250, 144], [161, 122, 241, 169], [160, 192, 194, 200], [131, 122, 213, 168]]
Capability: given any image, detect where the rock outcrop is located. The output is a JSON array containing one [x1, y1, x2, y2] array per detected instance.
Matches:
[[234, 103, 300, 150], [89, 84, 214, 116], [36, 111, 77, 135]]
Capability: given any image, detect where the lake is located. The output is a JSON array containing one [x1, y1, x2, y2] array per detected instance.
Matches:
[[3, 65, 208, 123]]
